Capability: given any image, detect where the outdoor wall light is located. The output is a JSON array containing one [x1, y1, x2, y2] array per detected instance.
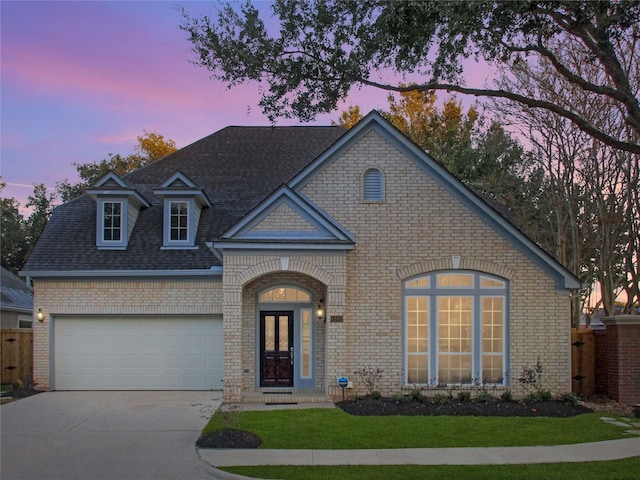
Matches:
[[316, 299, 325, 323], [36, 308, 45, 323]]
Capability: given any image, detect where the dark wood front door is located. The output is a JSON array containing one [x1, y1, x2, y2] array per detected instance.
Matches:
[[260, 311, 294, 387]]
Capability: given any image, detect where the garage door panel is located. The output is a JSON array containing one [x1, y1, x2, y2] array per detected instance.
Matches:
[[54, 316, 223, 390]]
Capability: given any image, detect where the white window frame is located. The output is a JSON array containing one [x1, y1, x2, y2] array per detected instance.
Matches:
[[162, 198, 195, 248], [404, 271, 509, 386]]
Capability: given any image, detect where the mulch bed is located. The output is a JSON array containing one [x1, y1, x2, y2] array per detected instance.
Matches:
[[336, 396, 593, 417], [197, 429, 261, 449]]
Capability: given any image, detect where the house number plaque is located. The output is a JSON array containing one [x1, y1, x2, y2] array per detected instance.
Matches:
[[330, 315, 343, 323]]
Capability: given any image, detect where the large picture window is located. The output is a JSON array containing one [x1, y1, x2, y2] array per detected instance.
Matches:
[[404, 272, 508, 385]]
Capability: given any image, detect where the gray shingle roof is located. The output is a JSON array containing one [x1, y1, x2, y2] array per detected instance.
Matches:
[[1, 266, 33, 312], [24, 126, 345, 272]]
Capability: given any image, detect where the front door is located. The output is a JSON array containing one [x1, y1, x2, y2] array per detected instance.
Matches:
[[260, 311, 294, 387]]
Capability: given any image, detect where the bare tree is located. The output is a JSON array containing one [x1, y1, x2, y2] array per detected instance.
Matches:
[[494, 36, 639, 322]]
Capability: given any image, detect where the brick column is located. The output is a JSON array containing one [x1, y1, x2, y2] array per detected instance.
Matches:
[[325, 283, 347, 399], [600, 315, 640, 405]]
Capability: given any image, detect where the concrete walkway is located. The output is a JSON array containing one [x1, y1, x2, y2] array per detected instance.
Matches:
[[198, 437, 640, 467]]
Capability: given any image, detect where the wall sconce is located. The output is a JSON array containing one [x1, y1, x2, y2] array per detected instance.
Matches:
[[316, 299, 325, 323], [36, 308, 45, 323]]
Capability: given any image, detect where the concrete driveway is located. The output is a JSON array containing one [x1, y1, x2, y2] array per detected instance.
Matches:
[[1, 391, 222, 480]]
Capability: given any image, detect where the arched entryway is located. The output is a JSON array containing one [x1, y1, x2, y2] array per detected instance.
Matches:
[[242, 272, 327, 396]]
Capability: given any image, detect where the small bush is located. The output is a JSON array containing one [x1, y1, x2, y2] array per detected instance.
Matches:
[[523, 389, 553, 403], [476, 390, 496, 404], [371, 390, 382, 400], [518, 357, 545, 397], [537, 389, 553, 402], [500, 390, 514, 402], [354, 367, 384, 395], [559, 392, 579, 405], [456, 391, 472, 402], [393, 394, 411, 404], [410, 388, 424, 402], [433, 393, 449, 405]]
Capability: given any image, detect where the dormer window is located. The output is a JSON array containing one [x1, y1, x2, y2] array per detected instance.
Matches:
[[170, 201, 189, 242], [154, 171, 211, 250], [102, 201, 122, 242], [87, 172, 149, 250]]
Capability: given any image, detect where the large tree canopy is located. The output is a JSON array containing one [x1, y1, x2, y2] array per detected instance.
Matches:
[[180, 0, 640, 154], [56, 131, 176, 202]]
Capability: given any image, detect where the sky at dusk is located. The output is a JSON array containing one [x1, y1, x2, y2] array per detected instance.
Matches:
[[1, 1, 493, 213]]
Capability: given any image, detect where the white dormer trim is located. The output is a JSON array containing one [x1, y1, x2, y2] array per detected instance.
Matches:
[[87, 171, 149, 249], [153, 171, 212, 208], [93, 171, 129, 188], [154, 171, 210, 249], [219, 185, 355, 242]]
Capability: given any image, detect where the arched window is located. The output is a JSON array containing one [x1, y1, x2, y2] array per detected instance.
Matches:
[[363, 168, 384, 202], [404, 272, 508, 386], [259, 286, 311, 303]]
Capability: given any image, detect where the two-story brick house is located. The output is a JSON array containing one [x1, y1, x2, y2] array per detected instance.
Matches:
[[22, 111, 580, 401]]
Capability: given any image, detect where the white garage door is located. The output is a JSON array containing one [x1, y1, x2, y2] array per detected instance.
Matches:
[[54, 316, 223, 390]]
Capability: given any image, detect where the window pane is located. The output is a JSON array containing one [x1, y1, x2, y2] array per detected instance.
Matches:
[[407, 354, 428, 384], [264, 316, 275, 351], [438, 354, 472, 384], [437, 274, 473, 287], [482, 354, 503, 383], [406, 277, 430, 288], [298, 291, 310, 302], [437, 297, 472, 353], [278, 316, 289, 351], [481, 277, 505, 288], [259, 292, 272, 302], [103, 202, 121, 242], [481, 297, 503, 353], [301, 309, 312, 378], [438, 296, 472, 384], [170, 201, 188, 241], [259, 287, 311, 303], [406, 296, 428, 353]]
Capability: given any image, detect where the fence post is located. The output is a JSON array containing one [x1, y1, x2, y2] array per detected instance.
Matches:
[[600, 316, 640, 405]]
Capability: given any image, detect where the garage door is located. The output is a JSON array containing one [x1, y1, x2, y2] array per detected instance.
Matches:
[[54, 316, 223, 390]]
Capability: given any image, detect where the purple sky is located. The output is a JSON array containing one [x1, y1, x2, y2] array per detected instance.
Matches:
[[1, 1, 492, 213]]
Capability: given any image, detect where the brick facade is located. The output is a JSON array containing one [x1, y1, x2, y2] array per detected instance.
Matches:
[[297, 129, 571, 395], [32, 278, 222, 389], [33, 125, 575, 399]]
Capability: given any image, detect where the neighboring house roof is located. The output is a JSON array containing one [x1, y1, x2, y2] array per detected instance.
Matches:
[[23, 126, 345, 272], [22, 112, 579, 290], [1, 266, 33, 313]]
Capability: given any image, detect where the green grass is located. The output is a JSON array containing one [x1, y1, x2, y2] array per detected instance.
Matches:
[[203, 408, 630, 449], [225, 457, 640, 480]]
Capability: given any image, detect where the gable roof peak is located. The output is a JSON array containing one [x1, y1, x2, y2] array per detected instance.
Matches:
[[92, 171, 128, 188]]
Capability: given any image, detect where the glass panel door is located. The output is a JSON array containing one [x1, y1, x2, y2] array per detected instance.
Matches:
[[260, 311, 294, 387]]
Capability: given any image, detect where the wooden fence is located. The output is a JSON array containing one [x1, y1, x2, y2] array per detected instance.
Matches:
[[571, 328, 595, 396], [0, 329, 33, 385]]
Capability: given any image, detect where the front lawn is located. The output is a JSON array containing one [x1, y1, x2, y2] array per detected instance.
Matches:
[[202, 408, 631, 449], [226, 457, 640, 480]]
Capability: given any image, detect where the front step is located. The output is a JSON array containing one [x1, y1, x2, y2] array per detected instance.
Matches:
[[241, 388, 330, 404]]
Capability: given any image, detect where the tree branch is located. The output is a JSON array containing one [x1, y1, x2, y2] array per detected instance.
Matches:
[[360, 79, 640, 155]]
